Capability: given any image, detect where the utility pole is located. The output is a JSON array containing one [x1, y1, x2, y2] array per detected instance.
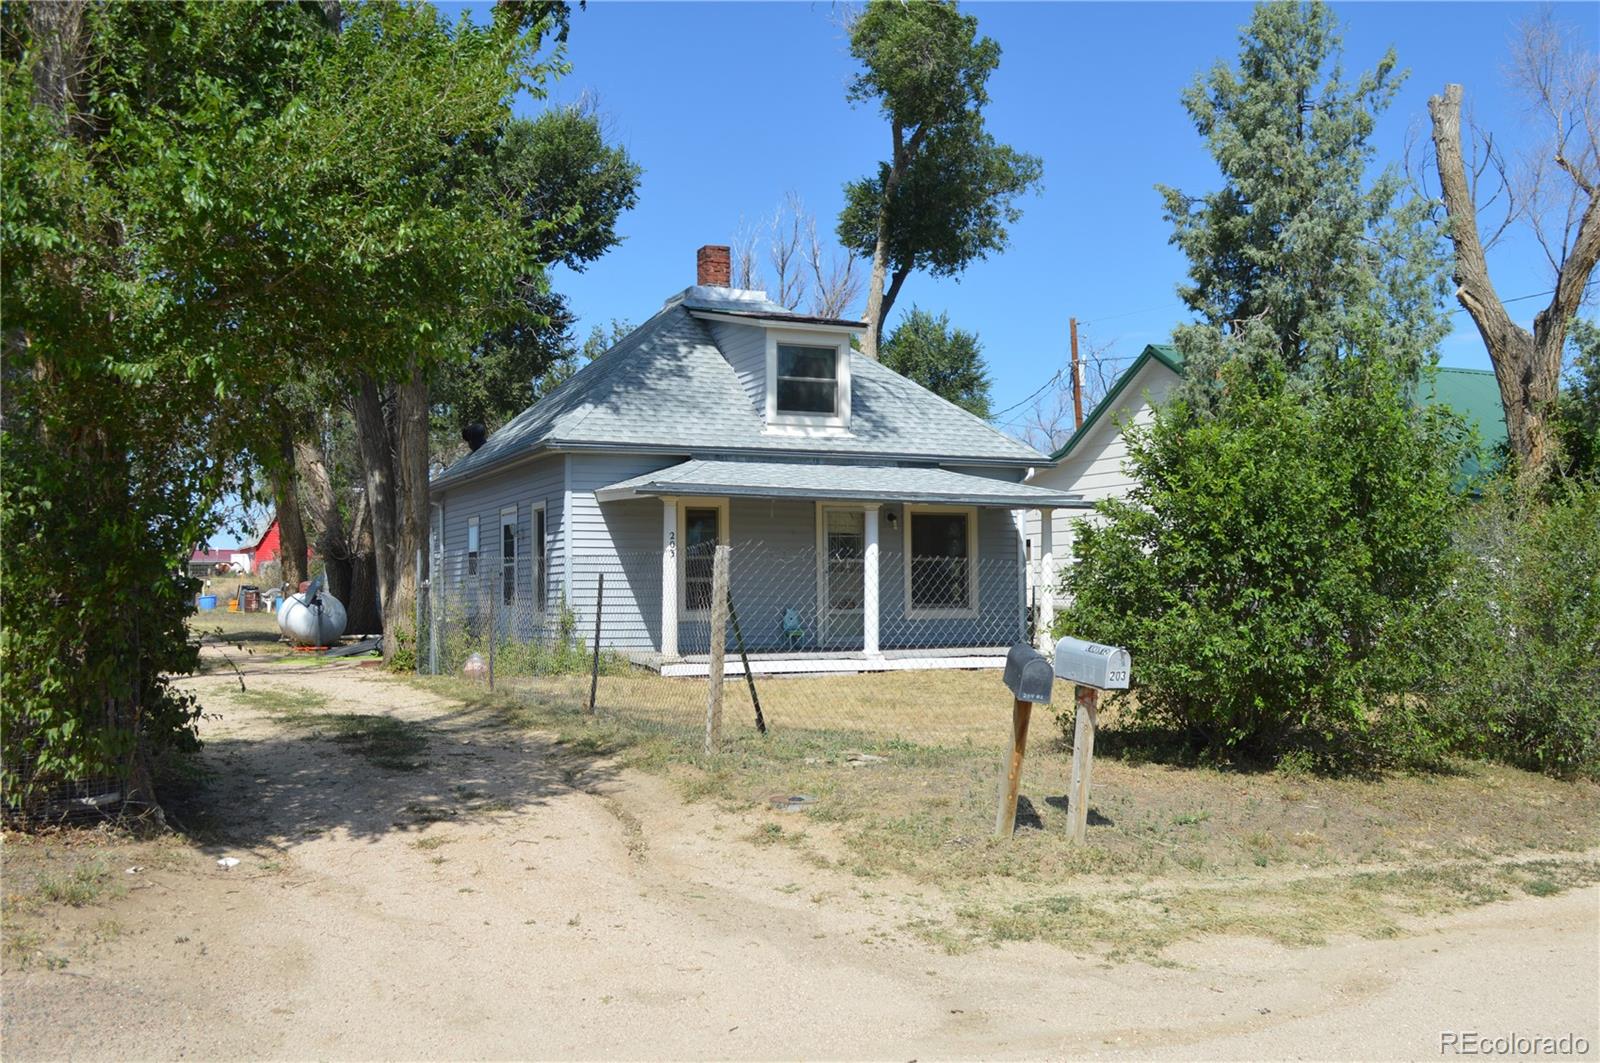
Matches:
[[1070, 317, 1083, 428]]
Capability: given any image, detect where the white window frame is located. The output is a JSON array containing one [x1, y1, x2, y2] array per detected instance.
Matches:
[[765, 328, 851, 429], [676, 497, 730, 621], [500, 505, 519, 606], [903, 504, 980, 620], [530, 501, 547, 613], [466, 516, 480, 578]]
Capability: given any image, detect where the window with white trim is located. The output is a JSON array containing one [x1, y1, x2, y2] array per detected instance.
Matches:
[[676, 499, 729, 618], [533, 506, 547, 607], [466, 517, 480, 577], [905, 507, 977, 616], [776, 344, 839, 416], [501, 506, 518, 606], [764, 330, 850, 428]]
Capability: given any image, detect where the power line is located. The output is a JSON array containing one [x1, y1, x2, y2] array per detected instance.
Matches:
[[989, 369, 1063, 420], [992, 279, 1597, 425]]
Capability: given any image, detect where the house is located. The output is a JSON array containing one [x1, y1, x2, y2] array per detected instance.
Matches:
[[251, 516, 284, 569], [187, 548, 247, 579], [1024, 344, 1510, 588], [429, 245, 1088, 674]]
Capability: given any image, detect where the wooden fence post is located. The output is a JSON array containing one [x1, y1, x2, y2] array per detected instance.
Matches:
[[1068, 685, 1098, 843], [704, 544, 730, 755], [994, 697, 1034, 838]]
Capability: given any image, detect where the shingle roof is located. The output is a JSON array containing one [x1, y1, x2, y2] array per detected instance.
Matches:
[[595, 459, 1090, 508], [435, 295, 1044, 486]]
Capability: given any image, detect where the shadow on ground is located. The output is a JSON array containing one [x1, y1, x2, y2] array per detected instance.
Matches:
[[163, 695, 619, 850]]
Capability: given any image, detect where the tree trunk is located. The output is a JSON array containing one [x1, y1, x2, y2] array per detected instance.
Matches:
[[352, 374, 401, 658], [393, 361, 431, 656], [880, 267, 911, 339], [862, 226, 891, 360], [272, 425, 310, 588], [1430, 83, 1600, 482], [28, 0, 86, 122]]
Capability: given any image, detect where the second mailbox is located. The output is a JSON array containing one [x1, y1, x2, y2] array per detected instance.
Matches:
[[1002, 643, 1055, 704], [1052, 636, 1131, 691]]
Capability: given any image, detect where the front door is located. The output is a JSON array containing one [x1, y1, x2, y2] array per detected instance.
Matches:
[[819, 507, 865, 649]]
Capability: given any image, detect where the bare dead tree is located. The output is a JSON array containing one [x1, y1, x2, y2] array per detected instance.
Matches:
[[730, 195, 860, 317], [1017, 333, 1123, 455], [1428, 12, 1600, 480], [731, 217, 762, 291], [806, 213, 863, 319], [768, 192, 807, 311]]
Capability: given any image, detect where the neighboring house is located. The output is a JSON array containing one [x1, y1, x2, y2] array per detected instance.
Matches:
[[429, 245, 1087, 673], [1024, 344, 1510, 590], [250, 515, 283, 569], [187, 548, 246, 578]]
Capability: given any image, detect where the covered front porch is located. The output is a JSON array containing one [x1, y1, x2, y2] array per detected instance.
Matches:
[[594, 459, 1088, 668]]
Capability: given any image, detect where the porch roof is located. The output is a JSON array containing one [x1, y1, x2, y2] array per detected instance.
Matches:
[[593, 459, 1091, 509]]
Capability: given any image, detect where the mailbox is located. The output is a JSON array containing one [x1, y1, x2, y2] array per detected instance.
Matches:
[[1002, 643, 1055, 704], [1053, 636, 1131, 691]]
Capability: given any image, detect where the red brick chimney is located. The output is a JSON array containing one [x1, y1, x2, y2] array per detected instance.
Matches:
[[696, 244, 731, 288]]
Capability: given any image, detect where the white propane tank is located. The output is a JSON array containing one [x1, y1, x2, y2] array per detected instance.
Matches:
[[281, 591, 348, 647], [275, 592, 296, 635]]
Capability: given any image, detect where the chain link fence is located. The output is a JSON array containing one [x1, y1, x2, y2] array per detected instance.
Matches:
[[420, 538, 1044, 753]]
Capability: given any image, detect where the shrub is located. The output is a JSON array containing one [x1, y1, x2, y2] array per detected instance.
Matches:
[[1429, 479, 1600, 777], [1056, 354, 1468, 768]]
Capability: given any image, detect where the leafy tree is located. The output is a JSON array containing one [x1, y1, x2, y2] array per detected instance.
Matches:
[[1428, 479, 1600, 778], [837, 0, 1041, 358], [580, 319, 635, 362], [1160, 0, 1447, 391], [1554, 318, 1600, 479], [879, 307, 993, 417], [1058, 344, 1469, 767], [1, 1, 557, 813], [432, 105, 640, 450]]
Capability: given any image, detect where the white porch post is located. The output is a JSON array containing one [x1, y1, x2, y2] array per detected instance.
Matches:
[[1036, 507, 1056, 651], [863, 504, 881, 657], [660, 497, 678, 660]]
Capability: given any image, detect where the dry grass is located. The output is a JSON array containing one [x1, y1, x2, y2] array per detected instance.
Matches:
[[422, 667, 1600, 960], [493, 665, 1010, 746], [1, 828, 191, 972]]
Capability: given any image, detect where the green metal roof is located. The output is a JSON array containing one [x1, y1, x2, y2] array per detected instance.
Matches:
[[1049, 344, 1183, 461], [1422, 367, 1507, 460], [1052, 348, 1508, 478]]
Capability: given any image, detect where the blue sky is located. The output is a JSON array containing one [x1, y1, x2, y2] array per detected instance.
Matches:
[[486, 0, 1596, 432], [216, 1, 1596, 546]]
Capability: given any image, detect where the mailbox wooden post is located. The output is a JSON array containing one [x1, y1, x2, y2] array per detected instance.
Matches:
[[996, 644, 1055, 838], [1053, 636, 1131, 845]]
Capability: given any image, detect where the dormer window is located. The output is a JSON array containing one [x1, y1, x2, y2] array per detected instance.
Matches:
[[764, 329, 851, 429], [777, 345, 838, 415]]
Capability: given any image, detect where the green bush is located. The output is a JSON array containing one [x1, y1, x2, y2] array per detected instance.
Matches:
[[1429, 480, 1600, 778], [1056, 354, 1468, 768]]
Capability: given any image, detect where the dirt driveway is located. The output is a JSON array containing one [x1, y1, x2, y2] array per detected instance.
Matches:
[[4, 659, 1597, 1061]]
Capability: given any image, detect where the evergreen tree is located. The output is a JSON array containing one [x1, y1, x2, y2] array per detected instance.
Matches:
[[1159, 0, 1448, 393], [879, 308, 993, 418]]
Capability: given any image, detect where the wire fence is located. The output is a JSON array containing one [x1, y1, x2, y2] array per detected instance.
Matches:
[[419, 539, 1044, 752]]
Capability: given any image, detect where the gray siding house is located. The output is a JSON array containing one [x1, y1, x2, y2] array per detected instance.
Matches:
[[430, 246, 1087, 674]]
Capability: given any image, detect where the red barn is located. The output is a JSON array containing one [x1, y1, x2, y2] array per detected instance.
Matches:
[[253, 516, 284, 564], [251, 514, 310, 573]]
